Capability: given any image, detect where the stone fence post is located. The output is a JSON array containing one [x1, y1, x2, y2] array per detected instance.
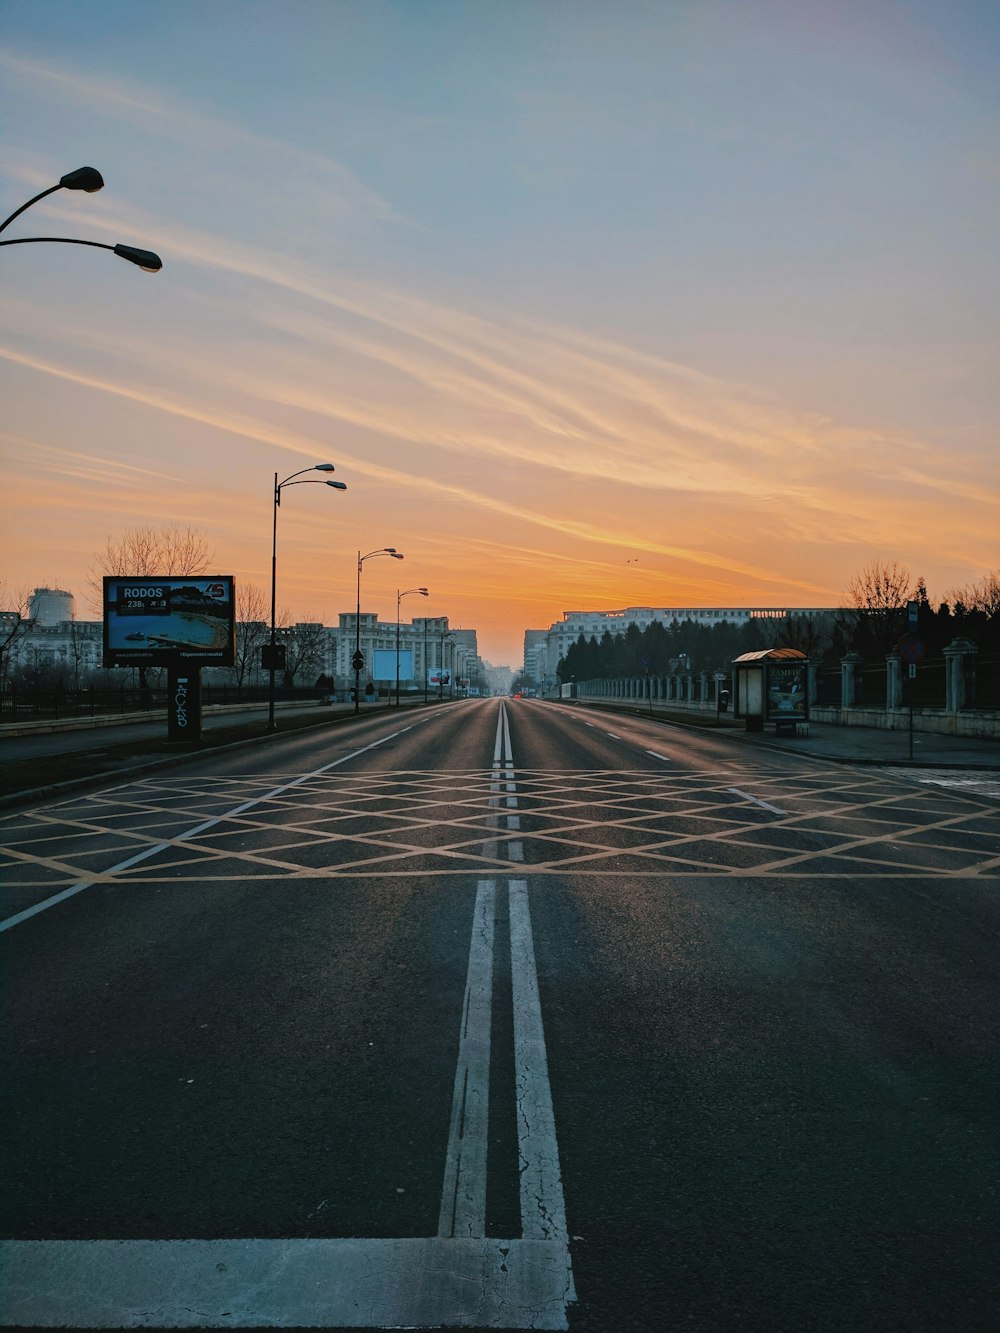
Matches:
[[885, 654, 902, 710], [944, 638, 977, 711], [840, 652, 863, 708]]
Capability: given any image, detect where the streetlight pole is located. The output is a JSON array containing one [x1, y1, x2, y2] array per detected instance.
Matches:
[[0, 166, 163, 271], [355, 548, 404, 713], [269, 465, 346, 731], [395, 587, 428, 708], [439, 632, 452, 702]]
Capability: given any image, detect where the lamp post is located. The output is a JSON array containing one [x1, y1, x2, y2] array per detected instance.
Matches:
[[0, 166, 163, 271], [269, 465, 346, 731], [439, 632, 452, 702], [395, 587, 428, 707], [355, 548, 404, 713]]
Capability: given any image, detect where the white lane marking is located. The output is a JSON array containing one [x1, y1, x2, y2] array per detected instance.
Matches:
[[604, 731, 620, 739], [508, 841, 525, 862], [0, 731, 412, 934], [727, 787, 788, 816], [507, 815, 521, 831], [509, 880, 571, 1248], [438, 881, 496, 1239], [645, 750, 671, 762], [0, 1236, 572, 1329]]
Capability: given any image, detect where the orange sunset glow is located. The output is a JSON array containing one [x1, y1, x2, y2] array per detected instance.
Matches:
[[2, 6, 997, 665]]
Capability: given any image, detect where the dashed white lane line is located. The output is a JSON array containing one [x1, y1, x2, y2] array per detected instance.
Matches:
[[645, 750, 672, 762], [727, 787, 788, 816]]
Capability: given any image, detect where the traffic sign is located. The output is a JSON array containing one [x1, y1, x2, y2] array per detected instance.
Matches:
[[351, 651, 365, 672], [897, 634, 925, 665]]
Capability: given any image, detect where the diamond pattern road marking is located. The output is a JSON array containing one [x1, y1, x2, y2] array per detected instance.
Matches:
[[4, 767, 998, 898]]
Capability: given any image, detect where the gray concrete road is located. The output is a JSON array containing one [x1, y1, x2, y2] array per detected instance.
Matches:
[[2, 699, 998, 1330]]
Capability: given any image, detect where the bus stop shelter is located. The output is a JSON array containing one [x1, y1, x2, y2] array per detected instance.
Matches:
[[732, 647, 809, 735]]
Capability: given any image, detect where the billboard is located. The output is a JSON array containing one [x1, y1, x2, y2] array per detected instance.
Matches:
[[103, 576, 235, 667], [427, 668, 451, 686], [372, 649, 413, 682]]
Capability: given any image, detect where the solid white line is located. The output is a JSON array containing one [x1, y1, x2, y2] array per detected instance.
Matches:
[[438, 881, 496, 1238], [727, 787, 788, 816], [0, 731, 411, 934], [508, 880, 570, 1246], [0, 1236, 572, 1329], [645, 750, 671, 762]]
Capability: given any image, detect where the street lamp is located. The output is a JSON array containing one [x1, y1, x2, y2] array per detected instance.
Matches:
[[268, 465, 346, 731], [355, 548, 404, 713], [395, 587, 428, 708], [0, 166, 163, 271]]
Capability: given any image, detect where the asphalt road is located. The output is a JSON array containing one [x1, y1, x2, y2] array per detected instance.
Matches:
[[2, 698, 998, 1331]]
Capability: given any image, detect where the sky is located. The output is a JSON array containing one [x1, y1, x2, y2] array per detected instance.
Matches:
[[1, 0, 997, 666]]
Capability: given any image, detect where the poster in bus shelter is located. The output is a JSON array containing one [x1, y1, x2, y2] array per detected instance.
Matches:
[[103, 576, 235, 667], [765, 662, 808, 722]]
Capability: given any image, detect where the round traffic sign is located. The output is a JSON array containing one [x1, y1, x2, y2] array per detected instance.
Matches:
[[896, 634, 926, 664]]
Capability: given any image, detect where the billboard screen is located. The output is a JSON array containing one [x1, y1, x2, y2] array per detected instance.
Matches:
[[103, 576, 235, 667], [427, 668, 450, 686], [372, 649, 414, 682]]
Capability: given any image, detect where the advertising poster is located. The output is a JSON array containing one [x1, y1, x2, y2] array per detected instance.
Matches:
[[103, 576, 235, 667], [427, 668, 451, 687], [765, 663, 807, 722]]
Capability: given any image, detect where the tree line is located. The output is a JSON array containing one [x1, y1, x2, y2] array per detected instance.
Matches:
[[554, 561, 1000, 684]]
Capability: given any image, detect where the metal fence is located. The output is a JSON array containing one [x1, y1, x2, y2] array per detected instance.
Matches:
[[815, 652, 997, 711]]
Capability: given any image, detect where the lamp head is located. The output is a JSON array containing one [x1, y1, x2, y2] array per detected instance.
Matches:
[[60, 167, 104, 193], [325, 480, 347, 490], [113, 244, 162, 272], [391, 552, 404, 560], [314, 463, 336, 472]]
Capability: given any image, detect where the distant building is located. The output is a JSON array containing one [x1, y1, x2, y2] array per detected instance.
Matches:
[[30, 587, 75, 626]]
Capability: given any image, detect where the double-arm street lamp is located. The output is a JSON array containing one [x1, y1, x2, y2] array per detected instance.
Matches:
[[355, 548, 404, 713], [395, 587, 428, 708], [269, 465, 346, 731], [0, 166, 162, 271]]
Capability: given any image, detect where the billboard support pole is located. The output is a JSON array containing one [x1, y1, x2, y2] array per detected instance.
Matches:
[[268, 472, 279, 731], [167, 665, 202, 744]]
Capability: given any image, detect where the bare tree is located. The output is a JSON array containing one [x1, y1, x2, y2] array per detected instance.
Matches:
[[88, 525, 214, 614], [946, 569, 1000, 618], [0, 584, 34, 688], [845, 558, 912, 657], [233, 583, 270, 694], [280, 620, 327, 688]]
